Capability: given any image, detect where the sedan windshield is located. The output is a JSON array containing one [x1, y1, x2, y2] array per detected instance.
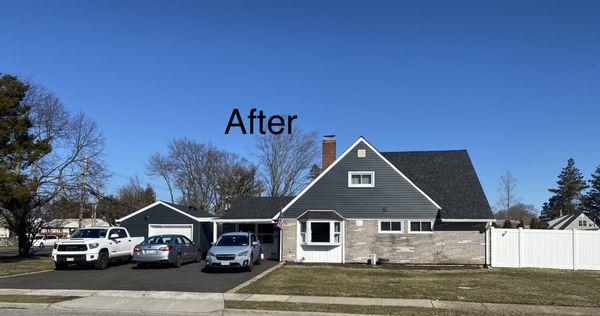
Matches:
[[216, 235, 249, 246], [34, 236, 43, 240], [142, 236, 173, 245], [71, 229, 107, 239]]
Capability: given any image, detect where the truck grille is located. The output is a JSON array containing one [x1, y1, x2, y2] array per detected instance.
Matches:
[[56, 255, 87, 263], [216, 254, 236, 261], [58, 244, 87, 252]]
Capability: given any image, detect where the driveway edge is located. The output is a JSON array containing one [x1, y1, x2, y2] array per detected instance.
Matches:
[[227, 261, 284, 293], [0, 269, 53, 279]]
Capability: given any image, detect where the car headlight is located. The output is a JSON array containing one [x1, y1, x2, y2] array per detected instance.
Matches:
[[237, 250, 249, 257], [207, 251, 215, 257], [88, 243, 99, 249]]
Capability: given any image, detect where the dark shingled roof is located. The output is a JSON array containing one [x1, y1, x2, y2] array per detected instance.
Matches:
[[221, 196, 295, 219], [382, 150, 493, 220], [160, 201, 215, 218]]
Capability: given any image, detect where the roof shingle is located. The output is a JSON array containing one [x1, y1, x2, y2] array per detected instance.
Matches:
[[221, 196, 294, 219], [382, 150, 493, 219]]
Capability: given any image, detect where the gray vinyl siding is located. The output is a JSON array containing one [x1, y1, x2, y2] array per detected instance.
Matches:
[[284, 141, 439, 219], [119, 204, 213, 251]]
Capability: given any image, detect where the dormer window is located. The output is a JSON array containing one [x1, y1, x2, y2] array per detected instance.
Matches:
[[348, 171, 375, 187]]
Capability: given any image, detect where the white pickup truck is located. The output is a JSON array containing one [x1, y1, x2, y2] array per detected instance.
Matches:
[[52, 227, 144, 270]]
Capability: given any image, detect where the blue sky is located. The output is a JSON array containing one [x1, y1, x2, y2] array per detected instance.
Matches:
[[1, 1, 599, 211]]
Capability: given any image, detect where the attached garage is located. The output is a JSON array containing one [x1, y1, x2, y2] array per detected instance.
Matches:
[[148, 224, 194, 241], [116, 201, 216, 252]]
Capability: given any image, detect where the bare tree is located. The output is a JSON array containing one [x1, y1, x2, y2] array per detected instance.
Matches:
[[254, 130, 319, 197], [148, 139, 263, 213], [147, 153, 175, 203], [0, 82, 107, 256], [215, 157, 263, 216], [496, 171, 520, 221]]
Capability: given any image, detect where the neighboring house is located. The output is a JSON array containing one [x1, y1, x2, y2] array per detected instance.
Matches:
[[544, 212, 598, 230], [42, 218, 110, 237], [218, 135, 494, 264], [116, 200, 216, 251]]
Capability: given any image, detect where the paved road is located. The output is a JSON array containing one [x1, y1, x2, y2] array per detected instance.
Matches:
[[0, 260, 277, 293]]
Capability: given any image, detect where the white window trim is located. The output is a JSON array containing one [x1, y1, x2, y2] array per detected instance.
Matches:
[[378, 219, 404, 234], [407, 220, 435, 234], [299, 220, 342, 246], [348, 171, 375, 188]]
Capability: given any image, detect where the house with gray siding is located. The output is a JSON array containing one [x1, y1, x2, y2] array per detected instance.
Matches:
[[220, 135, 495, 265], [116, 201, 216, 252], [545, 212, 598, 230]]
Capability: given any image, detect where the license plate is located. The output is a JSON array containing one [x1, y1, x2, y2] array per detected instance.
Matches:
[[66, 257, 74, 262], [145, 250, 157, 254], [220, 261, 230, 266]]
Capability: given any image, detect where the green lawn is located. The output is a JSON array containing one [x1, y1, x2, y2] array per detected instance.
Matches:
[[238, 265, 600, 307], [225, 301, 528, 316], [0, 295, 76, 303], [0, 256, 54, 277]]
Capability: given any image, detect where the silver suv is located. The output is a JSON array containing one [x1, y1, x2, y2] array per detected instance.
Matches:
[[205, 232, 261, 271]]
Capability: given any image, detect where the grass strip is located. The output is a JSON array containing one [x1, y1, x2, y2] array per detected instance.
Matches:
[[239, 265, 600, 307]]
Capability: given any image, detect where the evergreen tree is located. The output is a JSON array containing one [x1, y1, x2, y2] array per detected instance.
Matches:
[[544, 158, 588, 220], [529, 217, 540, 229], [502, 220, 513, 228], [0, 75, 51, 257], [584, 165, 600, 224]]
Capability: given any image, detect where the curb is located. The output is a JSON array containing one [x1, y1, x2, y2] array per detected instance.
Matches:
[[227, 261, 284, 293], [0, 269, 53, 279], [0, 302, 51, 310]]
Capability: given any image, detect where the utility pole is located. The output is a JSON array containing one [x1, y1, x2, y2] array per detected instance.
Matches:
[[92, 182, 99, 227], [78, 154, 88, 229]]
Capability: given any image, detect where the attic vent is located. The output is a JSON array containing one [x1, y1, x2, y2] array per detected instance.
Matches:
[[357, 149, 366, 158]]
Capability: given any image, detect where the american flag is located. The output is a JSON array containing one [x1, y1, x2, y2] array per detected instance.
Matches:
[[276, 210, 284, 230]]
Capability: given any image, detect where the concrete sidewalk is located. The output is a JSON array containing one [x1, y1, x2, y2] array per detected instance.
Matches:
[[0, 288, 599, 315], [225, 293, 600, 315]]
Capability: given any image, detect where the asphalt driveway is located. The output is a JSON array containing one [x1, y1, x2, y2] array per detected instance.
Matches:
[[0, 260, 278, 293]]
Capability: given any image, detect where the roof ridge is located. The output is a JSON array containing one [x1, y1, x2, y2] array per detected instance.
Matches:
[[382, 149, 468, 154]]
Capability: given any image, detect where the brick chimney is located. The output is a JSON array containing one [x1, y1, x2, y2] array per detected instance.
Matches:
[[322, 135, 336, 170]]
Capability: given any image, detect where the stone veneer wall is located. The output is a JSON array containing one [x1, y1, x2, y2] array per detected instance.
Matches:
[[344, 220, 486, 264], [281, 219, 297, 262]]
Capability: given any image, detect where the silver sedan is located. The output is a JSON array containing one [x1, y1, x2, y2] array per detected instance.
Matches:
[[133, 235, 201, 268]]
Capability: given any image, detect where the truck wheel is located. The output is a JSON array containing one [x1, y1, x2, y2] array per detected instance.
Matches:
[[174, 253, 183, 268], [54, 262, 67, 270], [94, 251, 109, 270], [255, 256, 261, 265]]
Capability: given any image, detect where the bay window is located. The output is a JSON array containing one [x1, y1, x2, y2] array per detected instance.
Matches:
[[299, 221, 342, 245]]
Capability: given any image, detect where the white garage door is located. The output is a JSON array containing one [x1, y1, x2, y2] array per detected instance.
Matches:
[[148, 224, 193, 241]]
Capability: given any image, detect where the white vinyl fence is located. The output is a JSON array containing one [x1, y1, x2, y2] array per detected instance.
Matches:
[[489, 227, 600, 270]]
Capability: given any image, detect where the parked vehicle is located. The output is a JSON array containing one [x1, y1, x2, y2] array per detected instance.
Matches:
[[205, 232, 261, 271], [33, 235, 59, 248], [133, 234, 201, 268], [52, 227, 144, 270]]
